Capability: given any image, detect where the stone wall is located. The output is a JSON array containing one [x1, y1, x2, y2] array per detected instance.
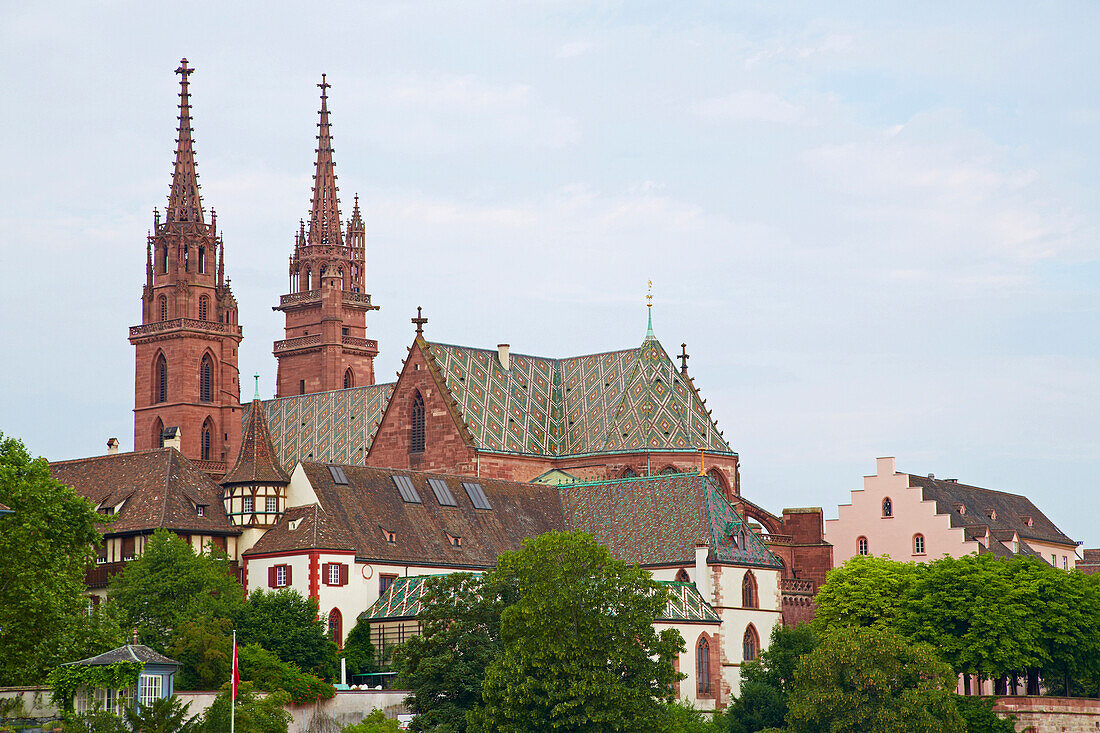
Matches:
[[993, 696, 1100, 732]]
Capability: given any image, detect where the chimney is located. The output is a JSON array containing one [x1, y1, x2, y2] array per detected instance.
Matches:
[[106, 438, 119, 455], [497, 344, 510, 371], [694, 543, 710, 601], [163, 426, 182, 451]]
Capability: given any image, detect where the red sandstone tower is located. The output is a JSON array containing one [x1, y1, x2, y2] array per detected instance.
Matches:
[[130, 59, 243, 472], [274, 76, 379, 397]]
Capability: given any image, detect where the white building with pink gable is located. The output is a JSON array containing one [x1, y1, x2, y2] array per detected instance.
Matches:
[[825, 457, 1079, 569]]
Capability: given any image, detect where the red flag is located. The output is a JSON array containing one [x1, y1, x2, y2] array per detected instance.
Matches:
[[231, 632, 239, 702]]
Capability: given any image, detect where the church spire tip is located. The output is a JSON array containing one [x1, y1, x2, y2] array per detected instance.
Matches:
[[166, 58, 205, 225], [645, 280, 655, 339], [307, 74, 343, 247]]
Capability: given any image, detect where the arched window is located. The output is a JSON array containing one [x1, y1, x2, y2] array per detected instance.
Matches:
[[328, 609, 343, 648], [857, 536, 869, 556], [622, 468, 637, 478], [197, 246, 206, 274], [914, 534, 925, 555], [158, 295, 167, 322], [154, 354, 168, 403], [742, 571, 758, 609], [198, 296, 208, 321], [675, 568, 690, 582], [199, 355, 214, 402], [201, 419, 213, 461], [743, 625, 760, 662], [158, 246, 167, 274], [344, 369, 354, 389], [152, 418, 164, 449], [410, 391, 425, 453], [707, 468, 726, 491], [696, 636, 710, 694], [882, 498, 893, 517]]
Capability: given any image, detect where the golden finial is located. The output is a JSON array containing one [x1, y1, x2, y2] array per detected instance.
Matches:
[[646, 279, 653, 308], [699, 449, 706, 477]]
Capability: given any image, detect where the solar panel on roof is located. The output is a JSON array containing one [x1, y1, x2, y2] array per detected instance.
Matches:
[[462, 482, 492, 510], [328, 465, 349, 485], [392, 475, 422, 504], [428, 478, 458, 507]]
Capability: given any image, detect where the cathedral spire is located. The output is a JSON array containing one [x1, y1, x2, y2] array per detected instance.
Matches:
[[308, 74, 343, 246], [165, 58, 205, 225]]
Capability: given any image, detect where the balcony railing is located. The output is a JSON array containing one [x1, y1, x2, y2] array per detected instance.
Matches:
[[273, 334, 322, 353], [780, 578, 816, 596], [342, 336, 379, 351], [85, 561, 128, 589], [763, 534, 794, 546], [279, 289, 320, 308], [129, 318, 242, 339], [276, 290, 376, 310]]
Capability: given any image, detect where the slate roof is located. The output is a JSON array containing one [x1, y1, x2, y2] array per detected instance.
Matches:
[[908, 474, 1077, 549], [223, 397, 291, 486], [560, 472, 781, 568], [65, 645, 178, 668], [259, 382, 395, 469], [49, 449, 237, 536], [244, 464, 565, 567], [359, 575, 719, 623]]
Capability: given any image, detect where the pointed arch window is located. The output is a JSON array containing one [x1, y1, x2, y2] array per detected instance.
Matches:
[[344, 369, 354, 389], [158, 296, 167, 322], [158, 247, 168, 274], [675, 568, 690, 583], [197, 246, 206, 274], [696, 636, 710, 694], [742, 571, 758, 609], [743, 625, 760, 661], [152, 418, 164, 449], [660, 466, 677, 475], [201, 419, 213, 461], [882, 498, 893, 517], [328, 608, 343, 648], [410, 391, 425, 453], [198, 296, 208, 321], [199, 355, 213, 403], [622, 468, 637, 478], [154, 354, 168, 403], [914, 533, 926, 555]]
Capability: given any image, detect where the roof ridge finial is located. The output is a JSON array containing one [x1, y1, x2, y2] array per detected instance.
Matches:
[[253, 374, 261, 400], [166, 58, 205, 225], [412, 306, 427, 337], [307, 73, 343, 248], [645, 280, 655, 339]]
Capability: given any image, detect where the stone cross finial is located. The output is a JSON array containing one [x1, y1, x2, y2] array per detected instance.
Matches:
[[678, 343, 690, 375], [412, 306, 427, 336]]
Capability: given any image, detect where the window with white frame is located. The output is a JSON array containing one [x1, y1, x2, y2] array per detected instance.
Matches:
[[276, 565, 287, 587], [266, 496, 278, 513], [243, 495, 254, 514], [138, 674, 162, 708], [1064, 556, 1069, 570], [328, 564, 340, 586], [857, 536, 868, 556], [913, 534, 925, 555]]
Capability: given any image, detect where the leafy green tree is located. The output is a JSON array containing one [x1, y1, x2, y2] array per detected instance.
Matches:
[[199, 683, 291, 733], [468, 531, 684, 733], [60, 710, 128, 733], [725, 682, 786, 733], [239, 589, 337, 680], [785, 627, 964, 733], [740, 624, 818, 696], [812, 554, 918, 631], [0, 435, 118, 685], [953, 695, 1015, 733], [122, 695, 200, 733], [664, 700, 724, 733], [167, 617, 233, 691], [109, 529, 245, 652], [341, 710, 401, 733], [341, 619, 378, 679], [238, 642, 335, 705], [394, 573, 509, 733]]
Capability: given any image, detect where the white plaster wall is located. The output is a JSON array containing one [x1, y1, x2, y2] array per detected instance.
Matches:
[[711, 565, 782, 698], [245, 553, 312, 596], [656, 622, 717, 711], [1025, 539, 1078, 570], [825, 457, 981, 566]]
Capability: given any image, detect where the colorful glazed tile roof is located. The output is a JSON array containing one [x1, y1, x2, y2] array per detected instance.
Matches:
[[359, 574, 718, 624], [258, 383, 394, 469], [560, 472, 781, 569], [223, 397, 291, 485], [426, 336, 732, 457]]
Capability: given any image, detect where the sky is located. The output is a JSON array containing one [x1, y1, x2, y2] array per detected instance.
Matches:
[[1, 2, 1097, 545]]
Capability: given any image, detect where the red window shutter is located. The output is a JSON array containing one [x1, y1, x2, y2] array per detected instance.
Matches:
[[320, 563, 328, 585], [339, 563, 349, 586], [285, 565, 292, 586], [268, 566, 276, 589]]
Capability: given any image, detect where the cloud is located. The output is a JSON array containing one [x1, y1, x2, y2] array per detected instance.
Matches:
[[694, 90, 807, 125], [556, 40, 592, 58]]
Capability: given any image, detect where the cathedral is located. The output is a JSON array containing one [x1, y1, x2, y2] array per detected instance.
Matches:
[[50, 60, 832, 709]]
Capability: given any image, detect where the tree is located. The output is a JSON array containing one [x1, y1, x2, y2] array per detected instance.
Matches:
[[109, 529, 245, 652], [728, 624, 818, 733], [341, 619, 378, 679], [167, 617, 233, 691], [238, 642, 335, 705], [122, 695, 200, 733], [953, 695, 1015, 733], [468, 531, 683, 733], [239, 589, 338, 680], [0, 434, 119, 685], [199, 683, 291, 733], [812, 554, 917, 631], [724, 682, 785, 733], [785, 627, 964, 733], [340, 710, 401, 733], [394, 573, 508, 733]]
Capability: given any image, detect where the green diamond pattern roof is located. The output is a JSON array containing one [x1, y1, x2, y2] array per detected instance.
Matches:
[[658, 581, 721, 623]]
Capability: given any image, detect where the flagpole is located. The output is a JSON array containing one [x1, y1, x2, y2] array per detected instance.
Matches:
[[231, 630, 236, 733]]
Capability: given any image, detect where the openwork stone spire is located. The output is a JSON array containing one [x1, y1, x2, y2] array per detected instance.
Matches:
[[165, 58, 205, 224], [308, 74, 343, 246]]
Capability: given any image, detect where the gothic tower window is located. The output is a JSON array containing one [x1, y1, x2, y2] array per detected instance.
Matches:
[[197, 246, 206, 274], [154, 354, 168, 403], [201, 419, 213, 460], [742, 571, 758, 609], [743, 625, 760, 661], [344, 369, 354, 389], [158, 246, 167, 274], [696, 636, 710, 694], [158, 296, 168, 322], [199, 296, 208, 321], [200, 355, 213, 402], [153, 417, 164, 449], [410, 391, 426, 453]]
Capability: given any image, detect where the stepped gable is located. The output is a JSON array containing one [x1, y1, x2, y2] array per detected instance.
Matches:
[[258, 382, 395, 469], [560, 472, 780, 568], [244, 464, 564, 567], [425, 335, 732, 457], [908, 474, 1077, 548], [49, 449, 236, 535], [224, 397, 291, 485]]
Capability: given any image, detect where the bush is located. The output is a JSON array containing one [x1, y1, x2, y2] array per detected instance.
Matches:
[[341, 710, 400, 733], [239, 643, 335, 705], [199, 683, 291, 733]]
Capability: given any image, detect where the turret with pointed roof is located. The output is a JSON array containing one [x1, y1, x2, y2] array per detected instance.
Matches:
[[222, 378, 291, 533], [274, 75, 379, 398], [130, 59, 243, 474]]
